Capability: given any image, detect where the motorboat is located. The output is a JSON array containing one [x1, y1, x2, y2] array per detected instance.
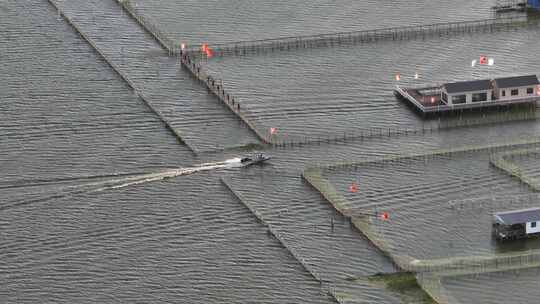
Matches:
[[240, 153, 271, 166]]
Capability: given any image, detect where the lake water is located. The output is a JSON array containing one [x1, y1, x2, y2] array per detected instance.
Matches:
[[3, 0, 540, 303]]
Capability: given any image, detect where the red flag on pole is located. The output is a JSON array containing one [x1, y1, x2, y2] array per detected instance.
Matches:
[[205, 48, 214, 58], [201, 43, 208, 53], [479, 55, 487, 65]]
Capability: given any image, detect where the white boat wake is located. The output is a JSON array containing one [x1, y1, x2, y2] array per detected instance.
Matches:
[[1, 158, 246, 211], [89, 158, 243, 192]]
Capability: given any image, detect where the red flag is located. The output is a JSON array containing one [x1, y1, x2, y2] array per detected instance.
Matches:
[[479, 55, 487, 65], [348, 182, 358, 193], [201, 43, 208, 53], [380, 212, 389, 220]]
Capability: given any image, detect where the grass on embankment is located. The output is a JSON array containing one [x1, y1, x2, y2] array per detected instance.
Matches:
[[368, 272, 436, 304]]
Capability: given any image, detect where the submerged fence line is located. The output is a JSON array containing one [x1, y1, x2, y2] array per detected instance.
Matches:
[[116, 0, 540, 150], [266, 105, 539, 147], [46, 0, 197, 153], [143, 49, 540, 149], [180, 16, 539, 58], [220, 178, 333, 292], [302, 149, 540, 277], [115, 0, 176, 54], [448, 193, 540, 214], [176, 51, 540, 148], [180, 52, 274, 144], [411, 249, 540, 275], [113, 2, 539, 59], [490, 147, 540, 191], [305, 137, 540, 173]]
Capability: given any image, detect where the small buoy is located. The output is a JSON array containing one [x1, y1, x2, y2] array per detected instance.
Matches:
[[380, 212, 389, 220]]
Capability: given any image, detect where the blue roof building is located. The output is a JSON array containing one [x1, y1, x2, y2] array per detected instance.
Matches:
[[529, 0, 540, 10]]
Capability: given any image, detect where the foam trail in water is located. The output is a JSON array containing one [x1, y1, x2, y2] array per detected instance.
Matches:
[[226, 157, 242, 163], [90, 158, 242, 192]]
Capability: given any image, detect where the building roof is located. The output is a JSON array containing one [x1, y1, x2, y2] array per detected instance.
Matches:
[[494, 75, 539, 89], [494, 207, 540, 225], [443, 79, 492, 94]]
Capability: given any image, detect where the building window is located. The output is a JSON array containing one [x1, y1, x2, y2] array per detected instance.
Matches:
[[452, 95, 466, 104], [502, 90, 506, 97], [472, 92, 487, 102], [511, 89, 519, 96], [527, 87, 534, 95], [532, 222, 537, 228]]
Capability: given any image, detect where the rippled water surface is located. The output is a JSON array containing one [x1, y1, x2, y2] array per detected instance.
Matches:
[[203, 27, 540, 142], [4, 0, 540, 303], [131, 0, 495, 44]]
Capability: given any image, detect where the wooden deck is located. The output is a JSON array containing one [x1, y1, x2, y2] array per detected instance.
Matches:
[[395, 85, 540, 114]]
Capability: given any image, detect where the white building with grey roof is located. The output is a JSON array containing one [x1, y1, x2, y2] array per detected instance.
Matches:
[[395, 74, 540, 114], [492, 74, 540, 101], [493, 206, 540, 241], [441, 79, 493, 106]]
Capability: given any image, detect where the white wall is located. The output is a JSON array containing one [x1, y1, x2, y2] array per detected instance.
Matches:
[[526, 221, 540, 234], [498, 85, 537, 100], [448, 90, 492, 105]]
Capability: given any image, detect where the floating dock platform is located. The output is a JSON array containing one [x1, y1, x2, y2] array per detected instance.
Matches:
[[394, 85, 447, 114]]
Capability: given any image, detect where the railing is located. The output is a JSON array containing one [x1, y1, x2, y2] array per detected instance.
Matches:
[[490, 147, 540, 190], [115, 0, 177, 54], [179, 16, 537, 57]]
